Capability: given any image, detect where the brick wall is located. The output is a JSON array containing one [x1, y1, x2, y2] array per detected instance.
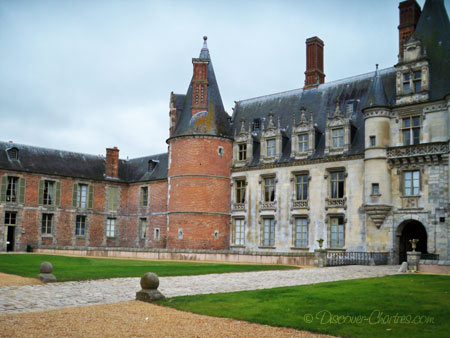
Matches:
[[0, 170, 168, 251], [168, 137, 232, 250]]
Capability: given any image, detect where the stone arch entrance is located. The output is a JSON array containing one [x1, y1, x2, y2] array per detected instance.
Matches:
[[397, 220, 428, 263]]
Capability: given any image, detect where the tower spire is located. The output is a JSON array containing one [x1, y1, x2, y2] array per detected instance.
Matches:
[[365, 64, 389, 108], [199, 36, 210, 59]]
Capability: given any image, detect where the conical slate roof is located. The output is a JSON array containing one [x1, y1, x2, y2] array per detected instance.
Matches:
[[364, 65, 389, 109], [169, 38, 232, 139], [411, 0, 450, 100]]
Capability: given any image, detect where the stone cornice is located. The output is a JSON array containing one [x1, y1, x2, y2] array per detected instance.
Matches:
[[231, 154, 364, 173]]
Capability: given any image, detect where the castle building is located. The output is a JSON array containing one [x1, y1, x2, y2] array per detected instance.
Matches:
[[1, 0, 449, 264]]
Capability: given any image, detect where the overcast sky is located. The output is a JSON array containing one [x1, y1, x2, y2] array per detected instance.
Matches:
[[1, 0, 448, 159]]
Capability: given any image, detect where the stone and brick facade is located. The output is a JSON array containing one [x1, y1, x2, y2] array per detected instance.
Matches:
[[1, 0, 449, 264]]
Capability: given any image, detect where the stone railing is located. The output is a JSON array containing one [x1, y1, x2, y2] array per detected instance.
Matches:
[[259, 200, 277, 210], [325, 197, 346, 209], [231, 203, 245, 211], [292, 200, 309, 209], [387, 142, 448, 159]]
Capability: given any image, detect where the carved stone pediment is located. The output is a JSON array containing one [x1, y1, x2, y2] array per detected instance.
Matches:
[[291, 107, 315, 159], [324, 99, 351, 156], [261, 112, 282, 163]]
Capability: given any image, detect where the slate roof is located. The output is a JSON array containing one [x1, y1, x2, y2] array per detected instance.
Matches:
[[232, 68, 397, 167], [364, 66, 389, 109], [411, 0, 450, 101], [0, 141, 168, 183], [169, 38, 232, 140]]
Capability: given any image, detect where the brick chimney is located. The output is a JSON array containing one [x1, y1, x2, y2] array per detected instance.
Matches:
[[304, 36, 325, 90], [191, 36, 210, 116], [105, 147, 119, 178], [398, 0, 421, 59]]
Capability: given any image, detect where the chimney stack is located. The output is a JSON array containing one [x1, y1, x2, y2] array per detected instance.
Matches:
[[398, 0, 421, 59], [304, 36, 325, 90], [106, 147, 119, 178]]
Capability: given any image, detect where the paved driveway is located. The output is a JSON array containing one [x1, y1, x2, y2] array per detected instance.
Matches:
[[0, 265, 400, 314]]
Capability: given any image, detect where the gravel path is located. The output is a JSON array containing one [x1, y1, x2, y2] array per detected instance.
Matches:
[[0, 265, 399, 315], [0, 301, 336, 338]]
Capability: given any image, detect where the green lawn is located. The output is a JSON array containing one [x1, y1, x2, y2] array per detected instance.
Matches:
[[159, 274, 450, 338], [0, 254, 297, 282]]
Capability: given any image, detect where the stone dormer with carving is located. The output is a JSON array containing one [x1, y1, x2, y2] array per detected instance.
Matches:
[[291, 107, 315, 159], [395, 36, 429, 106], [260, 112, 282, 163], [232, 119, 253, 167], [324, 100, 352, 156]]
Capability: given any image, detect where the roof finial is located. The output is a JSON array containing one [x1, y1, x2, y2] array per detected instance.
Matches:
[[199, 35, 210, 59]]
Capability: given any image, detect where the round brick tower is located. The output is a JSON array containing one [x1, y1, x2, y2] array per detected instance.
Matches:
[[166, 37, 233, 250]]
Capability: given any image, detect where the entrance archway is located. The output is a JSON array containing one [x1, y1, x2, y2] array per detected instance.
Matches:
[[398, 220, 427, 263]]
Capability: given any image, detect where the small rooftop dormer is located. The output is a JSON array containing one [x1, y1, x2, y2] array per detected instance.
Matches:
[[148, 160, 158, 172], [6, 147, 19, 161]]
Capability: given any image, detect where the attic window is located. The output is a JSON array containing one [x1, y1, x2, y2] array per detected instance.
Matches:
[[148, 160, 158, 172], [7, 148, 19, 160], [252, 118, 261, 131]]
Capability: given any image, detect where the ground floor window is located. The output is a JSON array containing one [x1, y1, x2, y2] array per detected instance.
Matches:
[[154, 228, 160, 241], [294, 217, 308, 248], [330, 216, 344, 248], [106, 218, 116, 238], [261, 218, 275, 247], [4, 212, 17, 225], [139, 218, 147, 239], [232, 218, 245, 245], [75, 215, 86, 236], [41, 213, 53, 235]]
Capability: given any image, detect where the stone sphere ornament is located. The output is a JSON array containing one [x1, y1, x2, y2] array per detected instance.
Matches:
[[37, 261, 56, 283], [140, 272, 160, 290], [40, 261, 53, 274], [136, 272, 165, 302]]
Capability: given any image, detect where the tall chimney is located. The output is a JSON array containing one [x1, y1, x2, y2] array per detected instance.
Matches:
[[398, 0, 421, 59], [191, 36, 210, 116], [105, 147, 119, 178], [304, 36, 325, 90]]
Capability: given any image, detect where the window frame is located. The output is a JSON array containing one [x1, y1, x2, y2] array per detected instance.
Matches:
[[261, 217, 275, 247], [330, 171, 345, 199], [401, 116, 421, 146], [297, 133, 309, 153], [403, 170, 420, 196], [139, 218, 147, 239], [293, 217, 308, 248], [238, 143, 247, 161], [371, 183, 380, 196], [330, 216, 345, 248], [154, 228, 160, 241], [295, 174, 308, 201], [41, 213, 53, 235], [6, 176, 19, 203], [331, 127, 344, 149], [232, 218, 245, 246], [77, 184, 88, 208], [75, 215, 86, 237], [43, 180, 55, 206], [4, 211, 17, 225], [266, 138, 276, 157], [235, 179, 246, 204], [106, 218, 116, 238], [140, 186, 148, 208], [263, 176, 276, 202]]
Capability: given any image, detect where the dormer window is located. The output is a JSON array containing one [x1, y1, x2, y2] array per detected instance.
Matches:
[[148, 160, 157, 171], [403, 73, 411, 94], [332, 128, 344, 149], [252, 118, 260, 131], [298, 134, 308, 153], [238, 143, 247, 161], [7, 147, 19, 160], [413, 71, 421, 92], [266, 139, 276, 157]]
